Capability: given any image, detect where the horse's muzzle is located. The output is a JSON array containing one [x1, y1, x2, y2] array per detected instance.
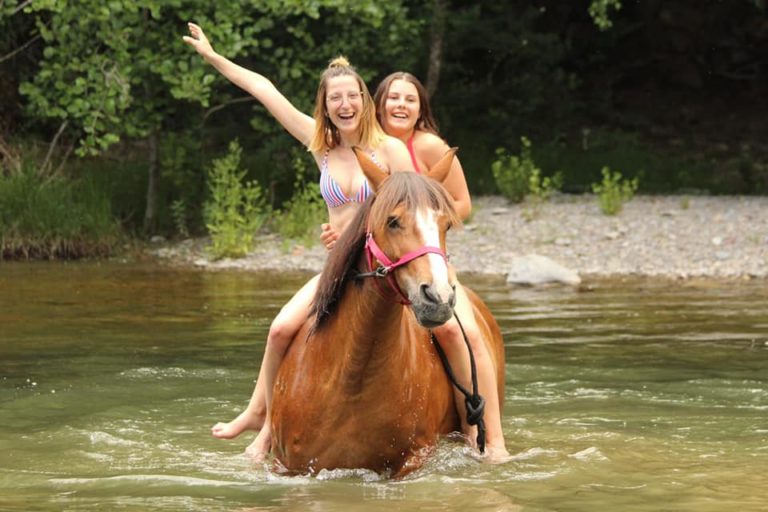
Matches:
[[410, 284, 456, 327]]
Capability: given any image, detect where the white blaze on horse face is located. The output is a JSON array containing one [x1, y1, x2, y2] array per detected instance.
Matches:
[[415, 208, 451, 293]]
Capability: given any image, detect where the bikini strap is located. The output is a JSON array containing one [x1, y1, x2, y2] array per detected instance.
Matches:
[[406, 133, 422, 174]]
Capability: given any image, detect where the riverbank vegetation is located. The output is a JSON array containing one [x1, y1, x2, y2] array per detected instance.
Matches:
[[1, 1, 766, 259]]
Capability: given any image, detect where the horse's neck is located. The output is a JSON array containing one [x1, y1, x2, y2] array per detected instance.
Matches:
[[329, 282, 410, 394]]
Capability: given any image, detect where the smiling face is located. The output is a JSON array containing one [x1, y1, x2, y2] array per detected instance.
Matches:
[[381, 79, 421, 138], [324, 75, 364, 139]]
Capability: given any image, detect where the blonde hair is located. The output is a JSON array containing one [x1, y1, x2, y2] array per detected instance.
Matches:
[[308, 56, 385, 153]]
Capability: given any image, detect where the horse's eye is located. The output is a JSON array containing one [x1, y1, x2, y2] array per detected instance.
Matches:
[[387, 216, 401, 229]]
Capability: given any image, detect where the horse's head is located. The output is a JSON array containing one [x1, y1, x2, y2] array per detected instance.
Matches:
[[353, 147, 461, 327]]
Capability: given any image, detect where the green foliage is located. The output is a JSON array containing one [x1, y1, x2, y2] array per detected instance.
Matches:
[[523, 168, 564, 220], [491, 137, 542, 203], [170, 199, 189, 239], [204, 140, 269, 259], [591, 167, 639, 215], [13, 1, 416, 159], [273, 149, 327, 249], [589, 0, 622, 31], [0, 164, 119, 258]]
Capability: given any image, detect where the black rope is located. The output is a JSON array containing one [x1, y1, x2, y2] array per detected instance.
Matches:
[[431, 311, 486, 454]]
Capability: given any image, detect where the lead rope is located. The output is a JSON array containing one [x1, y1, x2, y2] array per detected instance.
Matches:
[[430, 310, 486, 454]]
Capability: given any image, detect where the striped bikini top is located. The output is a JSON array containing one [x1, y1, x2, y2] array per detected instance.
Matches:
[[319, 150, 378, 208]]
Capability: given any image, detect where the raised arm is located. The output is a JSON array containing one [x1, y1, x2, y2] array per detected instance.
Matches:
[[183, 22, 315, 146]]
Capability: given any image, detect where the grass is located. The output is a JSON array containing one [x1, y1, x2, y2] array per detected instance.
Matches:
[[0, 166, 120, 259]]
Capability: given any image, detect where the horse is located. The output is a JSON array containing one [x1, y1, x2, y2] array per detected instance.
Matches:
[[270, 149, 505, 477]]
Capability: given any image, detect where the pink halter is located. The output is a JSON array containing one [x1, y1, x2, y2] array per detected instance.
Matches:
[[364, 232, 447, 305]]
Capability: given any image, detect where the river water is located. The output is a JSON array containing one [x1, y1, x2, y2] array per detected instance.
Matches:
[[1, 262, 766, 511]]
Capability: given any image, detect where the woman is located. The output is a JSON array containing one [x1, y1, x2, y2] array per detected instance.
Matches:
[[321, 73, 510, 460], [374, 72, 510, 461], [183, 22, 413, 460]]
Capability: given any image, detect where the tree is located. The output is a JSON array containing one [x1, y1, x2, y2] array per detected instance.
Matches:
[[11, 0, 416, 232]]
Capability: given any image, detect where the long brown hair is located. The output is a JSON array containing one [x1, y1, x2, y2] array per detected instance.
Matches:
[[373, 72, 440, 136], [308, 56, 385, 152]]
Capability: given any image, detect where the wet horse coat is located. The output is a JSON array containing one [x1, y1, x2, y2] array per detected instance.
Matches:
[[270, 150, 505, 477]]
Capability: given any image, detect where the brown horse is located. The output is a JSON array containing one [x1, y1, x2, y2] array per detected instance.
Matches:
[[270, 150, 505, 477]]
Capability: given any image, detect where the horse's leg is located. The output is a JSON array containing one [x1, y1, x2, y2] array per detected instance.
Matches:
[[432, 282, 511, 462], [243, 274, 321, 461]]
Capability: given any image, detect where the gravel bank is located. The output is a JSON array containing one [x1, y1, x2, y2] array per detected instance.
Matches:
[[152, 195, 768, 280]]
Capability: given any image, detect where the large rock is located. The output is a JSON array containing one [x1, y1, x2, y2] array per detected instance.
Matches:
[[506, 254, 581, 286]]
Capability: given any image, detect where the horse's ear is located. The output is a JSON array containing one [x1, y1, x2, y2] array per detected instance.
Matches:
[[426, 147, 458, 184], [352, 146, 388, 192]]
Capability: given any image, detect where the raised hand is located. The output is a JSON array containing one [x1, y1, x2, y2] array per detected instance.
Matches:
[[182, 22, 215, 59]]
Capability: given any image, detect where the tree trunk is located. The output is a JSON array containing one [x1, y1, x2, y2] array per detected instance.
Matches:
[[425, 0, 448, 98], [143, 132, 159, 235]]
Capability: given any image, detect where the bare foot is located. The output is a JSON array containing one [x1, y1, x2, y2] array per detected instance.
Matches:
[[211, 408, 265, 439], [244, 423, 272, 462], [482, 444, 513, 464]]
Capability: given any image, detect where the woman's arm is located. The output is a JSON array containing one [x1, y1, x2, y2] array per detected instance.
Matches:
[[183, 22, 315, 146]]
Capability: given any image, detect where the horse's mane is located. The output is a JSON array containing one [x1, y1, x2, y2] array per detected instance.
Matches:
[[309, 172, 461, 333]]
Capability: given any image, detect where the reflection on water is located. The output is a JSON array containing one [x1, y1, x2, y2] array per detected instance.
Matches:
[[1, 262, 767, 511]]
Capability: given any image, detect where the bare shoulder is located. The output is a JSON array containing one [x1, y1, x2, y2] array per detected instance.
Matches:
[[413, 131, 451, 165], [379, 135, 408, 153], [379, 135, 414, 172]]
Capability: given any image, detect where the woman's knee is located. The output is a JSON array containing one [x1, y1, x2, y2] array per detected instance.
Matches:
[[434, 319, 480, 347], [266, 318, 297, 350]]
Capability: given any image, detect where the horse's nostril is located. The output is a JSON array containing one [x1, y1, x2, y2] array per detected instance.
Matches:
[[421, 284, 439, 304]]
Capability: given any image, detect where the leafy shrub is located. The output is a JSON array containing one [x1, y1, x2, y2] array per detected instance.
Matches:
[[491, 136, 538, 203], [523, 168, 564, 220], [591, 167, 639, 215], [492, 136, 564, 220], [273, 149, 327, 249], [170, 199, 190, 239], [204, 140, 269, 259]]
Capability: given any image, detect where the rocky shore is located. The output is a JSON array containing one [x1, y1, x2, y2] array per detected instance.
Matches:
[[151, 194, 768, 281]]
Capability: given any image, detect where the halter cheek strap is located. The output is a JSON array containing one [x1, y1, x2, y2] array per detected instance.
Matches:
[[364, 233, 447, 305]]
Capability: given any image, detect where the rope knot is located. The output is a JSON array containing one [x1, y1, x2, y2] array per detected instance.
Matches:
[[465, 395, 486, 425]]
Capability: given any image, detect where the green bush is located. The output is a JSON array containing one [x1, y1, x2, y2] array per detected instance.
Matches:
[[0, 165, 119, 259], [204, 140, 269, 259], [523, 168, 564, 220], [273, 149, 327, 249], [491, 136, 538, 203], [591, 167, 639, 215], [170, 199, 190, 239]]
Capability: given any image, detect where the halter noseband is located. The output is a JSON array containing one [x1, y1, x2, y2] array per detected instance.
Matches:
[[361, 232, 447, 305]]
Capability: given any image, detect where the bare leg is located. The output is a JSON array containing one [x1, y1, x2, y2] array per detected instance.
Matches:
[[431, 283, 511, 463], [210, 373, 266, 439], [212, 274, 321, 461]]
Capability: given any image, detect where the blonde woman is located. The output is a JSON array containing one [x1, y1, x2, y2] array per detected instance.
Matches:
[[184, 23, 413, 460]]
